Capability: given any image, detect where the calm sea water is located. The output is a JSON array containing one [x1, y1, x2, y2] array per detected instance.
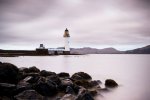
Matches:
[[0, 54, 150, 100]]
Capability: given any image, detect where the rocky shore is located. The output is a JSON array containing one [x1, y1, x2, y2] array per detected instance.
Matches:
[[0, 62, 118, 100]]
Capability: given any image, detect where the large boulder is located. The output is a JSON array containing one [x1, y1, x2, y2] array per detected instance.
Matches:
[[18, 67, 29, 73], [57, 72, 70, 78], [90, 80, 101, 87], [0, 83, 16, 96], [58, 78, 73, 91], [105, 79, 118, 88], [15, 90, 43, 100], [76, 89, 94, 100], [18, 67, 39, 81], [66, 86, 75, 94], [19, 67, 40, 74], [33, 77, 58, 96], [24, 73, 40, 77], [14, 83, 32, 96], [72, 84, 80, 94], [59, 79, 80, 94], [71, 72, 92, 81], [75, 80, 101, 89], [46, 75, 61, 85], [22, 75, 40, 84], [0, 62, 19, 84], [61, 79, 73, 86], [74, 80, 93, 88], [28, 66, 40, 73], [40, 70, 56, 77]]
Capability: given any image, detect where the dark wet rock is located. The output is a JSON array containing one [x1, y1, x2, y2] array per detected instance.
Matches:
[[72, 84, 80, 94], [66, 86, 75, 94], [28, 66, 40, 73], [46, 75, 61, 85], [75, 80, 101, 89], [61, 78, 73, 86], [71, 72, 92, 81], [58, 72, 70, 78], [0, 96, 12, 100], [17, 72, 26, 82], [0, 63, 19, 84], [0, 83, 16, 96], [58, 78, 73, 92], [33, 77, 57, 96], [105, 79, 118, 88], [90, 80, 101, 87], [59, 82, 80, 95], [14, 84, 32, 96], [19, 67, 30, 74], [40, 70, 56, 77], [60, 94, 76, 100], [18, 73, 40, 83], [74, 80, 92, 88], [76, 89, 94, 100], [23, 76, 33, 83], [14, 90, 43, 100], [19, 67, 29, 73], [24, 73, 40, 77], [17, 80, 31, 88], [23, 75, 40, 84], [0, 62, 119, 99], [14, 77, 33, 95]]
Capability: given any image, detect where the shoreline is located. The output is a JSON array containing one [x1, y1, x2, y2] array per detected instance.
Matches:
[[0, 62, 118, 100], [0, 54, 82, 57], [0, 53, 150, 57]]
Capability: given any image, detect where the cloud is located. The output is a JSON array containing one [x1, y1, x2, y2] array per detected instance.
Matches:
[[0, 0, 150, 50]]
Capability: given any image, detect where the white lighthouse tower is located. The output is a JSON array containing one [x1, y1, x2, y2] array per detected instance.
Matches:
[[63, 28, 70, 54]]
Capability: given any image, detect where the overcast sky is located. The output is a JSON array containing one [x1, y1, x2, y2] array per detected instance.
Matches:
[[0, 0, 150, 50]]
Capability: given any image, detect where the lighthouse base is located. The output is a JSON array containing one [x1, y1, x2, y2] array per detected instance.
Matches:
[[63, 51, 70, 55]]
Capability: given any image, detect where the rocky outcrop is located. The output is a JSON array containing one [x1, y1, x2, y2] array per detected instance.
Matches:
[[40, 70, 56, 77], [0, 62, 118, 99], [71, 72, 92, 81], [47, 74, 61, 85], [33, 77, 58, 96], [0, 62, 19, 84], [105, 79, 118, 88], [76, 88, 94, 100], [28, 66, 40, 73], [58, 72, 70, 78], [15, 90, 43, 100], [0, 83, 16, 96]]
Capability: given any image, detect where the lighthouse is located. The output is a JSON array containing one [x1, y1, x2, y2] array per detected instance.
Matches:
[[63, 28, 70, 54]]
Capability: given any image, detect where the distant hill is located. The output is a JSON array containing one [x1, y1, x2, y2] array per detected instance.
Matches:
[[125, 45, 150, 54], [1, 45, 150, 55], [70, 47, 122, 54], [99, 48, 122, 54], [71, 45, 150, 54]]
